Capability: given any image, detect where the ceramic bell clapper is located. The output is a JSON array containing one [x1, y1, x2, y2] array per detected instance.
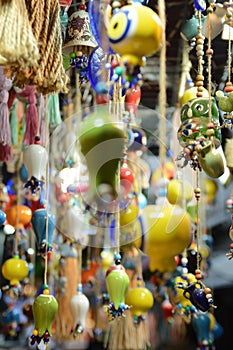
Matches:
[[23, 136, 48, 194], [31, 209, 55, 256], [125, 277, 153, 324], [105, 253, 130, 319], [30, 285, 58, 346], [107, 2, 162, 67], [70, 284, 90, 337], [2, 254, 29, 289], [79, 106, 125, 212]]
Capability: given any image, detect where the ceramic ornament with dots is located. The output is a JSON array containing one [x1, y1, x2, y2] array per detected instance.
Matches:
[[106, 0, 162, 89], [177, 0, 225, 179]]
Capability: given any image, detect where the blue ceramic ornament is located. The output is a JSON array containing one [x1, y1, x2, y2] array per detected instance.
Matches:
[[31, 209, 55, 256]]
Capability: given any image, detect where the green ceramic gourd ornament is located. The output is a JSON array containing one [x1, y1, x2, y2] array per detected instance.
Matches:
[[79, 106, 125, 211], [30, 287, 58, 346]]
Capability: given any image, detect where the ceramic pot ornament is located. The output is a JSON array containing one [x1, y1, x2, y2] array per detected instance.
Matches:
[[70, 284, 90, 336], [31, 209, 55, 256], [105, 254, 130, 319], [30, 287, 58, 346], [23, 137, 48, 194]]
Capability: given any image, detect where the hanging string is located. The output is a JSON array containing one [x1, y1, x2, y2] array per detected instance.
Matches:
[[77, 243, 82, 286], [158, 0, 167, 168], [43, 95, 50, 288], [115, 162, 121, 255], [194, 170, 201, 271], [207, 6, 213, 123]]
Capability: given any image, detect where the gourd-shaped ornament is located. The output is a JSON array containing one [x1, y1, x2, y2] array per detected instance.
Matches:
[[23, 137, 48, 194], [79, 106, 125, 212], [2, 254, 29, 287], [70, 284, 90, 336], [125, 278, 153, 324], [31, 209, 55, 256], [30, 287, 58, 346], [105, 254, 130, 319]]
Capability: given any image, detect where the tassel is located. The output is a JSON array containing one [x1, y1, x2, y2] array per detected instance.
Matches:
[[0, 144, 13, 161], [48, 94, 62, 126], [0, 0, 39, 68], [10, 99, 18, 146], [17, 86, 38, 145], [0, 67, 13, 161]]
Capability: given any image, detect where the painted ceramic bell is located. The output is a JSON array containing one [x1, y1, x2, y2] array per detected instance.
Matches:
[[142, 204, 192, 272], [79, 106, 125, 210], [105, 264, 130, 317], [180, 86, 209, 106], [23, 138, 48, 193], [120, 204, 139, 227], [125, 86, 141, 116], [32, 292, 58, 342], [5, 204, 32, 228], [178, 97, 221, 148], [125, 285, 153, 323], [2, 255, 29, 286], [0, 209, 6, 225], [181, 14, 205, 41], [31, 209, 55, 254], [70, 284, 90, 335], [62, 4, 97, 56], [107, 2, 162, 66]]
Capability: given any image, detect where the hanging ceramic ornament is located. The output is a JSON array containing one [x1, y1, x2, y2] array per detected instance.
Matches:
[[65, 206, 89, 247], [0, 209, 6, 225], [2, 254, 29, 288], [5, 204, 32, 229], [107, 2, 162, 68], [125, 278, 153, 324], [142, 204, 192, 272], [167, 179, 193, 206], [120, 161, 135, 197], [30, 287, 58, 346], [23, 137, 48, 194], [70, 284, 90, 336], [105, 254, 130, 319], [192, 311, 214, 350], [79, 105, 125, 213], [31, 209, 55, 256]]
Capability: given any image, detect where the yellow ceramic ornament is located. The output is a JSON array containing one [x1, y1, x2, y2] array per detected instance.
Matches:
[[107, 2, 162, 66], [120, 204, 139, 227], [142, 204, 192, 272], [125, 285, 153, 323], [203, 179, 218, 203], [2, 255, 29, 285], [180, 86, 209, 106], [167, 179, 193, 205]]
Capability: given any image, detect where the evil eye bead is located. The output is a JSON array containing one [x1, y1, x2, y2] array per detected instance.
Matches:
[[194, 0, 206, 11], [108, 9, 137, 44]]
